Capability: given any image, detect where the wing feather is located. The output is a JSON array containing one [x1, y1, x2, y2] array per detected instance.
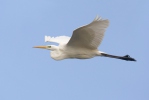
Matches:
[[67, 16, 109, 49]]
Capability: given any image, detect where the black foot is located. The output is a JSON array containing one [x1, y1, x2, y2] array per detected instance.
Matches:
[[122, 55, 136, 61]]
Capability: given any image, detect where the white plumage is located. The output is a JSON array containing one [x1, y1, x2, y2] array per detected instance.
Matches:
[[45, 36, 70, 44], [67, 16, 109, 49], [34, 16, 136, 61]]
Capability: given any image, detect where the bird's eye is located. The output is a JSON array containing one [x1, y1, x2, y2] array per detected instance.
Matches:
[[48, 46, 51, 48]]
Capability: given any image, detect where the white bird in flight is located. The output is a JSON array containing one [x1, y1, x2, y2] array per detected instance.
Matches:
[[34, 16, 136, 61]]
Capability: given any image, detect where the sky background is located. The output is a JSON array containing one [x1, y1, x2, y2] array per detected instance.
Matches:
[[0, 0, 148, 100]]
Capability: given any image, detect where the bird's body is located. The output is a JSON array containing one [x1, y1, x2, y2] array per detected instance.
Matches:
[[48, 44, 100, 60], [34, 16, 136, 61]]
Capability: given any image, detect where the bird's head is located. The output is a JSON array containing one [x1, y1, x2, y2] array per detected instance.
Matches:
[[33, 45, 58, 51]]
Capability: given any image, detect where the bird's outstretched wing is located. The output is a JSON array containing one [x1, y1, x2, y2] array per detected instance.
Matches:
[[45, 36, 71, 44], [67, 16, 109, 49]]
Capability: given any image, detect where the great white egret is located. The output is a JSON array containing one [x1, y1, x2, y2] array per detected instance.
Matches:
[[34, 16, 136, 61]]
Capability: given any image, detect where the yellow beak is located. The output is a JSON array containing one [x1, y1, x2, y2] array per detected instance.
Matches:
[[33, 46, 47, 49]]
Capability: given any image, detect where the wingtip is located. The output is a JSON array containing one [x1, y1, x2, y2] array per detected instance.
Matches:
[[93, 15, 105, 21], [94, 15, 100, 21]]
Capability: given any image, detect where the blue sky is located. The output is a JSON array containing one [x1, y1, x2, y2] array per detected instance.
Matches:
[[0, 0, 148, 100]]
